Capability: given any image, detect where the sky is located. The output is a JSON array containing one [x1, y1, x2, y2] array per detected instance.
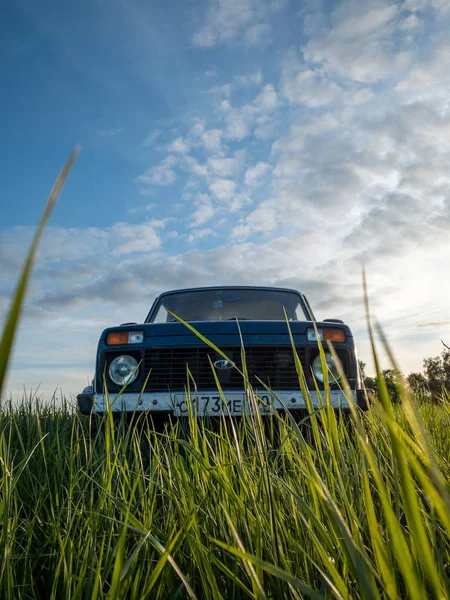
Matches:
[[1, 0, 450, 400]]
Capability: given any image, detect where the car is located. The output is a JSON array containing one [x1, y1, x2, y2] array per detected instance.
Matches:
[[77, 286, 372, 420]]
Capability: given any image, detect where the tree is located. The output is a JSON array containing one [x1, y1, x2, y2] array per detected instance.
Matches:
[[358, 360, 366, 381], [406, 372, 430, 399], [423, 348, 450, 397], [359, 363, 403, 402], [358, 346, 450, 403], [380, 368, 404, 403]]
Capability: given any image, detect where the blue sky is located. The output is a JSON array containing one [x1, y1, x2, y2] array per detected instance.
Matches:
[[1, 0, 450, 399]]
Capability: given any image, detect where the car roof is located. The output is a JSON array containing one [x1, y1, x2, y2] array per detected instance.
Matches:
[[155, 286, 303, 298], [144, 286, 314, 323]]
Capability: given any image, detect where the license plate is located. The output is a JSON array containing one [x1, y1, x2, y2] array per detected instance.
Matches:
[[174, 394, 246, 417]]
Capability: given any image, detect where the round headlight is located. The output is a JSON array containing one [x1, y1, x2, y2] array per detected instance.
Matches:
[[312, 353, 343, 383], [108, 355, 138, 385]]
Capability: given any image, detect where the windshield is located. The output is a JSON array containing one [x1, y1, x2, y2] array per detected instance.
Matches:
[[148, 289, 308, 323]]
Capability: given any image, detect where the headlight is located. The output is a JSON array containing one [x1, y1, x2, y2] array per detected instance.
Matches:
[[312, 352, 343, 383], [108, 355, 139, 385]]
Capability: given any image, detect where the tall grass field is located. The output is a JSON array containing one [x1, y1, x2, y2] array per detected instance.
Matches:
[[0, 153, 449, 599]]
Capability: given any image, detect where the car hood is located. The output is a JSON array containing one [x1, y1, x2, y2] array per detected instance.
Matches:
[[101, 320, 352, 341]]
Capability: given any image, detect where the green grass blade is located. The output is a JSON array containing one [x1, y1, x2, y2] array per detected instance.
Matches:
[[212, 538, 324, 600], [0, 148, 79, 395]]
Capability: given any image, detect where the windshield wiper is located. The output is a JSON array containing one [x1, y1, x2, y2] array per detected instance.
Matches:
[[225, 317, 251, 320]]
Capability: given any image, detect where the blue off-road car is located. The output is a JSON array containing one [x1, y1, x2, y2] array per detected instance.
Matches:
[[77, 286, 370, 419]]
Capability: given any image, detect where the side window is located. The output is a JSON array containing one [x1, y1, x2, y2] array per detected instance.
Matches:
[[294, 305, 304, 321], [153, 306, 169, 323]]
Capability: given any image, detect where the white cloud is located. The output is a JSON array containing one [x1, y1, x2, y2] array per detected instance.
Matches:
[[208, 71, 263, 98], [142, 129, 161, 147], [137, 155, 178, 186], [229, 193, 252, 212], [168, 137, 190, 153], [401, 14, 420, 29], [188, 119, 206, 140], [163, 122, 227, 171], [110, 222, 162, 255], [402, 0, 429, 9], [302, 0, 413, 82], [349, 88, 374, 105], [209, 178, 237, 201], [128, 201, 156, 216], [396, 42, 450, 105], [244, 23, 272, 46], [218, 84, 281, 141], [431, 0, 450, 13], [254, 84, 279, 111], [193, 0, 256, 47], [187, 228, 216, 243], [330, 0, 398, 38], [233, 40, 450, 264], [166, 120, 224, 159], [0, 222, 165, 325], [193, 0, 285, 47], [281, 51, 343, 106], [208, 149, 246, 178], [184, 155, 209, 179], [201, 129, 223, 152], [223, 110, 252, 140], [244, 162, 271, 188], [231, 204, 278, 239], [189, 195, 216, 227], [208, 83, 234, 97], [254, 118, 282, 140], [237, 72, 263, 86]]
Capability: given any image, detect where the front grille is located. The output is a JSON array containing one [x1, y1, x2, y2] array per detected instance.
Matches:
[[143, 346, 307, 391]]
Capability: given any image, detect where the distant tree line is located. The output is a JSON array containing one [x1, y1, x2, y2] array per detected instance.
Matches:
[[359, 343, 450, 402]]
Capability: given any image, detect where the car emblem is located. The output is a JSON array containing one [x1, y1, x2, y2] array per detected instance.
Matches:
[[213, 359, 233, 370]]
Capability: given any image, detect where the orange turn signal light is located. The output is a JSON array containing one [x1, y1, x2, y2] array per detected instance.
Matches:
[[322, 328, 345, 343], [106, 331, 129, 345]]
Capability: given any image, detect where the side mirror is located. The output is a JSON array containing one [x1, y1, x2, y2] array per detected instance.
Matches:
[[120, 322, 138, 326], [323, 318, 344, 324]]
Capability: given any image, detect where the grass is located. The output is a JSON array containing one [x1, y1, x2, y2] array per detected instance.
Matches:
[[0, 151, 449, 598], [0, 393, 449, 599]]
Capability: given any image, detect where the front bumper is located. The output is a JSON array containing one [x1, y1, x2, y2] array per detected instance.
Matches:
[[77, 389, 373, 415]]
